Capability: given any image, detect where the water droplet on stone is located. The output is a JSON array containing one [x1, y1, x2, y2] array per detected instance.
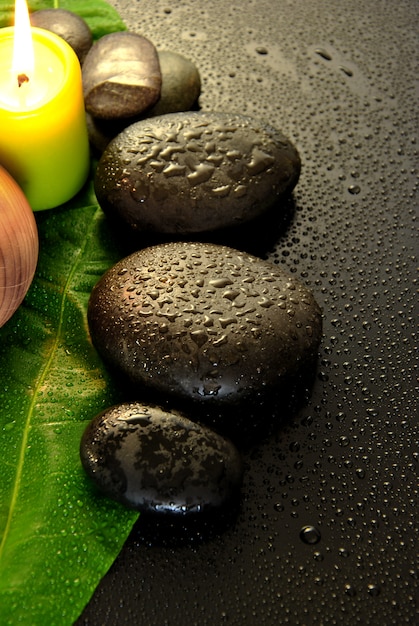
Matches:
[[130, 180, 150, 202], [187, 162, 215, 185], [163, 163, 187, 177], [190, 329, 208, 347], [209, 278, 234, 288], [223, 290, 240, 301], [246, 148, 275, 175]]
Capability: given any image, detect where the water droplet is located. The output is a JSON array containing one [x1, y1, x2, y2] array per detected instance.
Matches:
[[246, 148, 275, 175], [213, 334, 228, 347], [299, 525, 321, 545], [190, 329, 208, 347], [223, 290, 240, 301], [212, 185, 231, 197], [315, 48, 332, 61], [130, 180, 150, 202], [344, 584, 357, 597], [257, 296, 275, 308], [209, 278, 234, 288], [339, 435, 350, 447], [187, 162, 215, 185], [162, 163, 187, 177], [340, 66, 353, 77], [233, 184, 247, 197], [367, 583, 381, 596], [219, 316, 237, 328]]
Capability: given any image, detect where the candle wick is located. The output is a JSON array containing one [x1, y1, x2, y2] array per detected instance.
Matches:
[[17, 73, 30, 88]]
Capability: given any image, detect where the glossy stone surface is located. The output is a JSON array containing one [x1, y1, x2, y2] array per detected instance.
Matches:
[[82, 32, 161, 119], [80, 402, 243, 514], [30, 9, 92, 64], [88, 242, 322, 436], [94, 111, 301, 234]]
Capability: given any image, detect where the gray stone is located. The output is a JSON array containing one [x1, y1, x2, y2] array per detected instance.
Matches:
[[30, 9, 92, 64], [80, 402, 243, 514], [148, 50, 201, 116], [94, 111, 301, 235], [86, 51, 201, 154], [82, 32, 162, 120], [88, 242, 322, 438]]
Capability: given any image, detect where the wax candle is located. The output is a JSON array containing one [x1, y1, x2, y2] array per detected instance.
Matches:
[[0, 13, 89, 210]]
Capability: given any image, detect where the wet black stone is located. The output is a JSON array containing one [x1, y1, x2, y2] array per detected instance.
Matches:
[[80, 402, 243, 514], [94, 111, 301, 235], [88, 242, 322, 440], [30, 9, 92, 64], [82, 32, 162, 120]]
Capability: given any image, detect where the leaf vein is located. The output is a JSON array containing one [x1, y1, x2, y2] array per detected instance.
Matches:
[[0, 208, 102, 563]]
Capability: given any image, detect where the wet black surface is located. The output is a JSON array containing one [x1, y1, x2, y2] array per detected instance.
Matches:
[[77, 0, 418, 623]]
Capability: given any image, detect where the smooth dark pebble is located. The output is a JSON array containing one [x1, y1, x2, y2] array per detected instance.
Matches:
[[88, 242, 322, 439], [94, 111, 301, 235], [82, 32, 161, 120], [30, 9, 92, 64], [80, 402, 243, 514]]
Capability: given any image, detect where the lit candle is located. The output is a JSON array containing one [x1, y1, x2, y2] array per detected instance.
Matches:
[[0, 0, 89, 210]]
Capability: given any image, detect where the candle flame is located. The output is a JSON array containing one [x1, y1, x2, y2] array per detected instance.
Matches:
[[12, 0, 34, 84]]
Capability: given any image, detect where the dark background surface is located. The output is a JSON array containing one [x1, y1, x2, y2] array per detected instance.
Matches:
[[77, 1, 418, 623]]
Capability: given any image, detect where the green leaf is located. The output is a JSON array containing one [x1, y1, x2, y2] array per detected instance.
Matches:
[[0, 181, 139, 625], [0, 2, 138, 624], [0, 0, 126, 39]]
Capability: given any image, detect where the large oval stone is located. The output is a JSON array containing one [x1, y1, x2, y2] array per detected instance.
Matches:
[[80, 402, 243, 514], [88, 242, 322, 438], [94, 111, 301, 235], [82, 32, 162, 120]]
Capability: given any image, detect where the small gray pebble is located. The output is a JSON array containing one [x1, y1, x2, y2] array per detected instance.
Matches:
[[94, 111, 301, 235], [148, 50, 201, 116], [30, 9, 92, 64], [82, 32, 162, 120], [80, 402, 243, 514], [88, 242, 322, 438], [86, 50, 201, 154]]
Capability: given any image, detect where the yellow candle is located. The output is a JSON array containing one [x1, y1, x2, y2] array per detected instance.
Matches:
[[0, 24, 90, 210]]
